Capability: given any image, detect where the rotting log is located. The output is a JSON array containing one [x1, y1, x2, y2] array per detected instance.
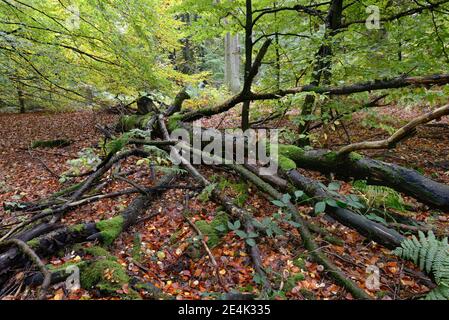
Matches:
[[276, 145, 449, 211], [243, 164, 405, 249], [285, 170, 405, 249], [0, 173, 177, 286]]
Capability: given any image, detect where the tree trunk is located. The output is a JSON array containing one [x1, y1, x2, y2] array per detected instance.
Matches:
[[224, 33, 241, 94], [280, 147, 449, 210]]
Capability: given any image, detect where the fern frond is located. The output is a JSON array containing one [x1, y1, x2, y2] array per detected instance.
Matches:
[[423, 285, 449, 300], [154, 166, 187, 176], [394, 231, 449, 300]]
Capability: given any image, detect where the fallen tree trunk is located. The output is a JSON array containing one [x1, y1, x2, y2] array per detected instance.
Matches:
[[0, 173, 177, 286], [277, 145, 449, 211], [243, 164, 406, 249], [285, 170, 405, 249]]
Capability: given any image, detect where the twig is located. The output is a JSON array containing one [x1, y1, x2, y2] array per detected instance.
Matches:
[[182, 209, 229, 292], [27, 147, 60, 179], [0, 239, 51, 300]]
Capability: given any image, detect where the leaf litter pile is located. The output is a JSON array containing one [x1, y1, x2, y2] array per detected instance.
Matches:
[[0, 108, 448, 300]]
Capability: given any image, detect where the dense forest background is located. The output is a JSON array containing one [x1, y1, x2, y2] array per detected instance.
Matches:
[[1, 0, 449, 301]]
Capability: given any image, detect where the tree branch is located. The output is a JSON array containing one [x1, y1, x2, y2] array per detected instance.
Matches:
[[337, 103, 449, 155]]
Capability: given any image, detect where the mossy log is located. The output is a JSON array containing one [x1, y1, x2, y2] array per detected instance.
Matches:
[[31, 139, 71, 149], [277, 145, 449, 211], [285, 170, 405, 249], [0, 174, 176, 286]]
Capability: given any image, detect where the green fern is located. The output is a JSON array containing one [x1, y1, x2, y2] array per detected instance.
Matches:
[[142, 145, 169, 158], [353, 180, 406, 211], [394, 231, 449, 300], [423, 284, 449, 300], [154, 166, 187, 176]]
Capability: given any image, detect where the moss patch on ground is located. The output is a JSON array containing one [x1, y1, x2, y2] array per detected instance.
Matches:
[[31, 139, 71, 149]]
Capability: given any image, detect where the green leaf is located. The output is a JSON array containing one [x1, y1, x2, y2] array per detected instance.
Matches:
[[315, 201, 326, 214], [246, 239, 257, 247], [235, 230, 247, 239], [294, 191, 305, 199], [325, 198, 339, 208], [272, 200, 286, 207], [328, 182, 341, 192], [214, 225, 226, 232]]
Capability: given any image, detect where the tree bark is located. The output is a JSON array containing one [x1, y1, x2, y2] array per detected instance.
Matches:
[[281, 147, 449, 210]]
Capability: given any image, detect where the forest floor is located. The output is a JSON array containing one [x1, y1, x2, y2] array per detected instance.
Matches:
[[0, 106, 448, 300]]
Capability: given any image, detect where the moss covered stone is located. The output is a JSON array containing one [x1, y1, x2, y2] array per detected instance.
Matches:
[[96, 216, 124, 246]]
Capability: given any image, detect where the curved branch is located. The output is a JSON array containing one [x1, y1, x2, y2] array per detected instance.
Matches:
[[337, 103, 449, 155]]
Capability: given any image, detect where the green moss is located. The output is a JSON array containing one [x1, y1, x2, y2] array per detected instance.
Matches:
[[167, 112, 184, 132], [349, 152, 363, 162], [324, 151, 338, 162], [31, 139, 71, 149], [218, 179, 249, 206], [210, 211, 229, 232], [131, 233, 142, 262], [324, 235, 344, 246], [195, 212, 229, 248], [96, 216, 124, 246], [300, 288, 316, 300], [293, 257, 306, 269], [83, 246, 115, 259], [80, 259, 129, 293], [52, 182, 83, 198], [118, 115, 141, 132], [68, 224, 85, 233], [139, 113, 155, 128], [278, 155, 297, 171], [48, 261, 86, 273], [169, 229, 183, 245], [27, 239, 40, 249], [278, 145, 304, 160]]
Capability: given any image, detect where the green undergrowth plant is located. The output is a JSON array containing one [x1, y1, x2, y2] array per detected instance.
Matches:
[[194, 211, 229, 248], [394, 231, 449, 300], [353, 180, 406, 212]]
